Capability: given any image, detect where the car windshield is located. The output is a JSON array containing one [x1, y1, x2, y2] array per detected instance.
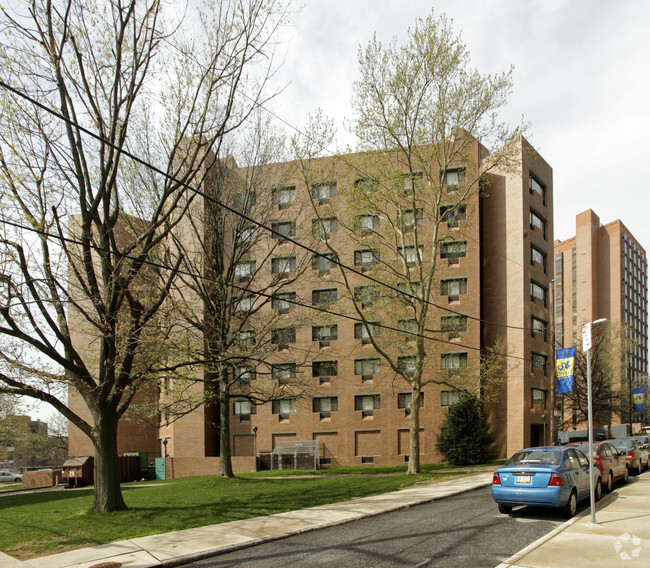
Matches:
[[611, 440, 634, 450], [506, 450, 562, 466]]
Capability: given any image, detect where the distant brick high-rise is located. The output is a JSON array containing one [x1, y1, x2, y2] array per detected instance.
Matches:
[[68, 137, 554, 472], [554, 210, 648, 428]]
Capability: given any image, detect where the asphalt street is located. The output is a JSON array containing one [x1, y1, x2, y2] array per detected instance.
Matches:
[[184, 486, 566, 568]]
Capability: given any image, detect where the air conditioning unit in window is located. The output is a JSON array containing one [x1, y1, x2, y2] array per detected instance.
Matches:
[[448, 257, 459, 265], [277, 343, 289, 350], [318, 198, 330, 205], [361, 374, 373, 381], [448, 294, 460, 302], [319, 339, 331, 348], [238, 275, 251, 282]]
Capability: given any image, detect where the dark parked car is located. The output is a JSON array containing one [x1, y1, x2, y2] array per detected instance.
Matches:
[[492, 446, 601, 519], [568, 441, 628, 492], [610, 439, 647, 475]]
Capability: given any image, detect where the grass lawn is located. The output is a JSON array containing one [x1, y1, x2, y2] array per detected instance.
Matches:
[[0, 465, 493, 560]]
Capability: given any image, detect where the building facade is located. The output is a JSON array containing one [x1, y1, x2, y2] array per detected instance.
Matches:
[[68, 137, 554, 470], [554, 210, 648, 429]]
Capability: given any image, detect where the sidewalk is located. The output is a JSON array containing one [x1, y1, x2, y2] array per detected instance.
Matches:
[[2, 471, 649, 568]]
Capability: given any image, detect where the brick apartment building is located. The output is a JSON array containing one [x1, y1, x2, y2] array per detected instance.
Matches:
[[554, 210, 648, 430], [68, 136, 554, 473]]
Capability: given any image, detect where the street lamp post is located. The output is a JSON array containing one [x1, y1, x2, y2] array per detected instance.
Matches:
[[584, 317, 607, 525]]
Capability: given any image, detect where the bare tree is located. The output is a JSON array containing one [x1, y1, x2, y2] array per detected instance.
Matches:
[[292, 11, 520, 474], [0, 0, 290, 511], [161, 114, 315, 478]]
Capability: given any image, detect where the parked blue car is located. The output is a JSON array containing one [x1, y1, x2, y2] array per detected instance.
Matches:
[[491, 446, 602, 518]]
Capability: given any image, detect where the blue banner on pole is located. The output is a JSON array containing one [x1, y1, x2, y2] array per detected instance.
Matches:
[[633, 388, 644, 413], [556, 347, 577, 394]]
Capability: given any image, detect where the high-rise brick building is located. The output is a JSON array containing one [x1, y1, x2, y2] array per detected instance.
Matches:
[[554, 210, 648, 429], [68, 136, 554, 473]]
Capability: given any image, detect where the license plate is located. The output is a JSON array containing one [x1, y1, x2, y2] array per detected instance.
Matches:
[[516, 475, 531, 483]]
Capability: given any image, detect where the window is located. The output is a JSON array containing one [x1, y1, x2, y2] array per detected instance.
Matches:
[[354, 285, 380, 307], [355, 177, 378, 194], [441, 390, 463, 407], [273, 186, 296, 209], [401, 208, 423, 230], [272, 326, 296, 348], [236, 329, 256, 348], [354, 321, 379, 343], [440, 241, 466, 263], [233, 399, 256, 417], [398, 392, 424, 414], [441, 278, 467, 301], [441, 352, 467, 371], [398, 245, 423, 265], [234, 260, 255, 281], [354, 248, 380, 268], [272, 362, 296, 384], [398, 319, 418, 340], [272, 221, 295, 242], [440, 204, 466, 227], [272, 398, 296, 418], [355, 214, 380, 233], [312, 288, 337, 306], [441, 315, 467, 338], [312, 252, 337, 273], [234, 364, 256, 382], [531, 245, 547, 273], [355, 358, 380, 378], [401, 172, 423, 194], [312, 216, 338, 237], [312, 324, 338, 344], [355, 394, 380, 416], [312, 182, 337, 203], [530, 209, 546, 238], [236, 225, 257, 245], [272, 291, 296, 312], [441, 168, 465, 190], [531, 316, 547, 339], [398, 281, 424, 301], [529, 173, 546, 204], [272, 256, 296, 277], [531, 353, 547, 372], [235, 296, 256, 314], [532, 388, 547, 407], [398, 355, 416, 376], [530, 281, 547, 306], [313, 396, 338, 418], [312, 360, 338, 380]]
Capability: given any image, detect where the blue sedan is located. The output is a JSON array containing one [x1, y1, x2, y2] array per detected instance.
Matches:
[[491, 446, 602, 518]]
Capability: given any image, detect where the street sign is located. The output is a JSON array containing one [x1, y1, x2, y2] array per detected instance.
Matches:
[[582, 322, 592, 351]]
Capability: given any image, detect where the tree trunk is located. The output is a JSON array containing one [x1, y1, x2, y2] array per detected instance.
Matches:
[[407, 387, 421, 474], [217, 371, 234, 478], [91, 414, 127, 512]]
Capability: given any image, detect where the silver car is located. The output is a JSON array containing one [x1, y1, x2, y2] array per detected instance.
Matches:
[[0, 470, 22, 483]]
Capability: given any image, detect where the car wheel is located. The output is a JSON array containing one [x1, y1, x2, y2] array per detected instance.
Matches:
[[606, 471, 613, 493], [623, 466, 629, 484], [562, 490, 577, 519], [594, 478, 602, 501], [14, 477, 20, 483], [498, 503, 513, 514]]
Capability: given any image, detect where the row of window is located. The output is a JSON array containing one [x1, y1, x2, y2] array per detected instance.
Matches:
[[234, 351, 470, 383], [236, 277, 471, 315], [233, 389, 465, 419], [236, 385, 548, 419], [269, 204, 467, 244], [270, 169, 467, 209]]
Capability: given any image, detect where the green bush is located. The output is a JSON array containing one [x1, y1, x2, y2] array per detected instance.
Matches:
[[435, 392, 497, 465]]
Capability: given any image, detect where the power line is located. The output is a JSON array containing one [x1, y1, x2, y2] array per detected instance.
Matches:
[[0, 78, 548, 336]]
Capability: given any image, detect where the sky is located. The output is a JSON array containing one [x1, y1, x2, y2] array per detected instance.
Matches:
[[271, 0, 650, 248]]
